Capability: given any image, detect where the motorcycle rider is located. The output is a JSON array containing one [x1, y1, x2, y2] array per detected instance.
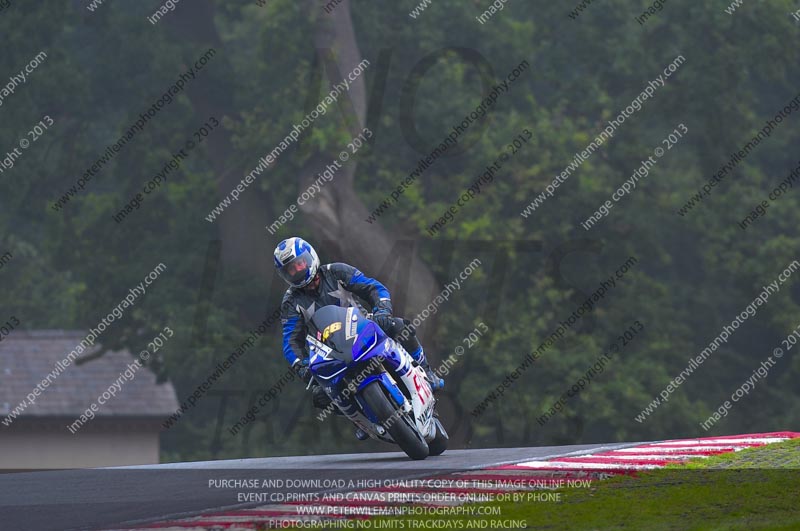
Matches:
[[275, 237, 444, 421]]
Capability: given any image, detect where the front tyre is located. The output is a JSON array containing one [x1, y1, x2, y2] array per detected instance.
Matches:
[[361, 381, 429, 460]]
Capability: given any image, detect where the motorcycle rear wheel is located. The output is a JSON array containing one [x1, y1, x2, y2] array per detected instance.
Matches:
[[361, 381, 429, 460]]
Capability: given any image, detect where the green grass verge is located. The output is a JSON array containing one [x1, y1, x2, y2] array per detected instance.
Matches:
[[674, 436, 800, 470], [364, 437, 800, 531]]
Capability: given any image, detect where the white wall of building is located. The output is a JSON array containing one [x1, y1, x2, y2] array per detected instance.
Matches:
[[0, 430, 160, 470]]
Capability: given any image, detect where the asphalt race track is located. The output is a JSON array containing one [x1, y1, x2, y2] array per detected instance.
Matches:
[[0, 441, 642, 531]]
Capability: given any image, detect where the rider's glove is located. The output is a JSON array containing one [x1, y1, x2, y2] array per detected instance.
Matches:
[[372, 299, 394, 332], [292, 359, 311, 384]]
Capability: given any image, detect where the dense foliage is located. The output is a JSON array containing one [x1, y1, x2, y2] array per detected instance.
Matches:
[[1, 0, 798, 460]]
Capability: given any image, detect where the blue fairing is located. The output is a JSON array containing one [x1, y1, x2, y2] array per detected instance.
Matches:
[[306, 305, 408, 424], [352, 321, 385, 362], [365, 339, 405, 372], [313, 359, 348, 379]]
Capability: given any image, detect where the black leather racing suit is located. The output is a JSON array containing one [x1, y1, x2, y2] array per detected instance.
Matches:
[[280, 262, 423, 374]]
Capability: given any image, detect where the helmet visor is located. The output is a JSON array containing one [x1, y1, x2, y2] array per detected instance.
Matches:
[[277, 251, 314, 287]]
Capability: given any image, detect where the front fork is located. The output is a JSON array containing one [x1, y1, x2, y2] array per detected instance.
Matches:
[[358, 349, 436, 439]]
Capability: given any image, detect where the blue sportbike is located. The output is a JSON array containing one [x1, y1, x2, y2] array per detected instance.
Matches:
[[306, 305, 448, 460]]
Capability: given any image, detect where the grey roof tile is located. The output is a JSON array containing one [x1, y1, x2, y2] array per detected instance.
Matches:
[[0, 330, 178, 418]]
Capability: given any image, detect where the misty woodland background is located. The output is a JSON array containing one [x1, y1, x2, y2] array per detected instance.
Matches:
[[1, 0, 799, 460]]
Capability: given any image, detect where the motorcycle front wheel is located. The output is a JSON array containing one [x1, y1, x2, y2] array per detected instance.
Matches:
[[361, 380, 429, 460]]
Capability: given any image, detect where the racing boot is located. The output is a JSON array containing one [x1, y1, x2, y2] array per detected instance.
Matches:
[[411, 347, 444, 392], [311, 383, 336, 411]]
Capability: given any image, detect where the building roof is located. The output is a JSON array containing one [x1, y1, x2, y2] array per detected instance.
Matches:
[[0, 330, 179, 418]]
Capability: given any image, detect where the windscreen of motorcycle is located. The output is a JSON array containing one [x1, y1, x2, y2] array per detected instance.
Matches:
[[307, 305, 366, 364]]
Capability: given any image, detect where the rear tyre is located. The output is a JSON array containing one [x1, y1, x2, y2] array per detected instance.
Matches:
[[427, 417, 448, 456], [361, 381, 429, 460]]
